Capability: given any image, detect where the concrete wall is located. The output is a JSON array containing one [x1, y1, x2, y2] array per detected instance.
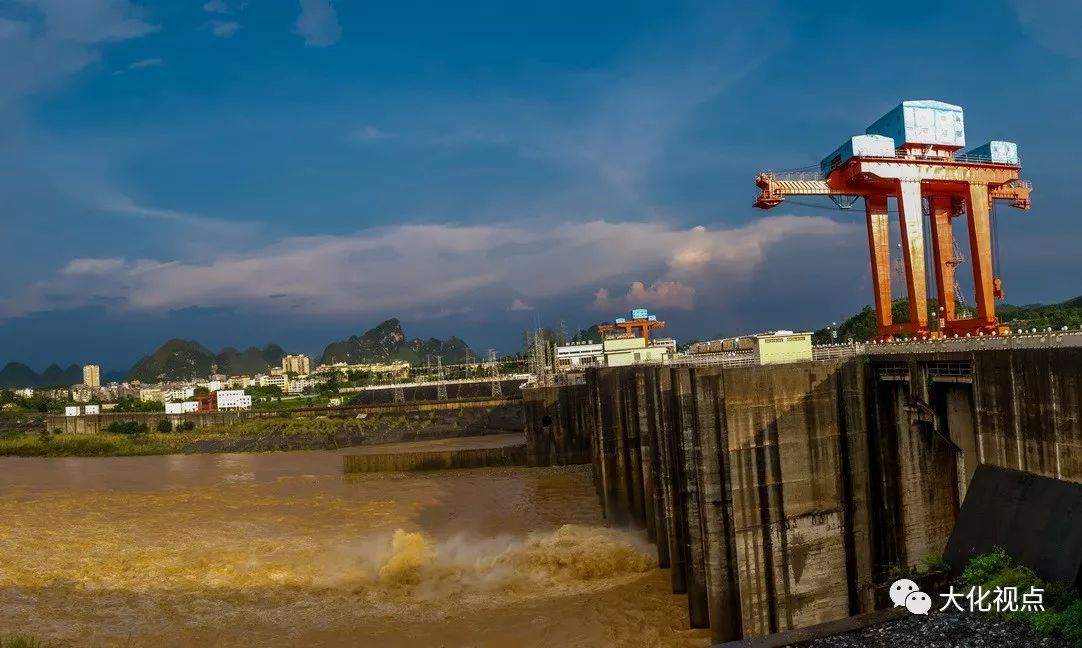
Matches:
[[521, 348, 1082, 642], [348, 379, 523, 405], [343, 445, 526, 472]]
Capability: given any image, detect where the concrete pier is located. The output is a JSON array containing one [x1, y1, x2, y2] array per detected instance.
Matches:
[[522, 347, 1082, 642], [343, 433, 526, 473]]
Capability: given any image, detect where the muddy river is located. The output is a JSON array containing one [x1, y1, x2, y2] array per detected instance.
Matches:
[[0, 449, 708, 647]]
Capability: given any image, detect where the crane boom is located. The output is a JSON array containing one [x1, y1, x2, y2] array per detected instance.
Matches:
[[754, 172, 1032, 210]]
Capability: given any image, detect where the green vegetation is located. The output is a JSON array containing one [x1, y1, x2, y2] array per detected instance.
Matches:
[[105, 421, 149, 435], [110, 397, 164, 413], [812, 294, 1082, 343], [0, 415, 380, 457], [155, 419, 173, 433], [960, 548, 1082, 646], [919, 552, 950, 574]]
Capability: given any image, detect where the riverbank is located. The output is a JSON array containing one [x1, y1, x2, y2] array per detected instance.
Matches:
[[0, 415, 520, 457]]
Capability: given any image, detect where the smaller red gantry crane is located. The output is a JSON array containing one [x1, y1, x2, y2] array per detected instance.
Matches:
[[597, 308, 666, 344], [754, 100, 1032, 340]]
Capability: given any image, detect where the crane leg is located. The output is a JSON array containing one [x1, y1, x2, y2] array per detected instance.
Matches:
[[865, 195, 893, 334], [965, 184, 996, 328], [928, 195, 956, 324], [897, 180, 929, 333]]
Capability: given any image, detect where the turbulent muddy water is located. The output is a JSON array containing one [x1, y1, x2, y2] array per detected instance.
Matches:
[[0, 450, 708, 647]]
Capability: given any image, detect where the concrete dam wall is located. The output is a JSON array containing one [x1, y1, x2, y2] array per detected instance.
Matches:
[[522, 348, 1082, 643]]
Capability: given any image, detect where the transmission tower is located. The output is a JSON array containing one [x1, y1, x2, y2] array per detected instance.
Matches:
[[436, 356, 448, 401], [488, 349, 502, 397]]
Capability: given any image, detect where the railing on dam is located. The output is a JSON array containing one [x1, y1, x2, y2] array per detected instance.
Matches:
[[809, 328, 1082, 359]]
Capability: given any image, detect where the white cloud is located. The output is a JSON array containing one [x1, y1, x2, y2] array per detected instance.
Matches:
[[203, 0, 230, 13], [593, 281, 696, 312], [128, 57, 163, 70], [509, 298, 534, 312], [0, 1, 156, 109], [60, 258, 126, 275], [204, 20, 240, 38], [0, 215, 860, 320], [351, 125, 395, 141], [295, 0, 341, 47]]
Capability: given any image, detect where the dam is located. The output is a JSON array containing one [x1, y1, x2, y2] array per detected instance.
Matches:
[[522, 341, 1082, 643]]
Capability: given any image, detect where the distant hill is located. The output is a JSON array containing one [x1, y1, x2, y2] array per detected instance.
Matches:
[[320, 318, 475, 365], [812, 294, 1082, 343], [0, 362, 82, 389], [127, 340, 286, 382], [217, 344, 286, 375]]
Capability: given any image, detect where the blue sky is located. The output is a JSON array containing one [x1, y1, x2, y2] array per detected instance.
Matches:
[[1, 0, 1081, 372]]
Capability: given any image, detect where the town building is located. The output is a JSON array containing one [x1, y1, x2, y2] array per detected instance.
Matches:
[[84, 404, 101, 415], [287, 377, 316, 394], [282, 354, 312, 376], [258, 374, 288, 390], [226, 375, 252, 389], [165, 401, 200, 414], [64, 406, 80, 417], [139, 388, 165, 403], [82, 364, 101, 388], [164, 386, 196, 402], [315, 361, 410, 380], [70, 386, 97, 403], [216, 390, 252, 410]]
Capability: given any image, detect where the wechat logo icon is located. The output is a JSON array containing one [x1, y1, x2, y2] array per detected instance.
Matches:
[[890, 578, 931, 615]]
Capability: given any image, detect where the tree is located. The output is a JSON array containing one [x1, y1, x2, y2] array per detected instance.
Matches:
[[194, 386, 210, 397], [156, 419, 173, 433]]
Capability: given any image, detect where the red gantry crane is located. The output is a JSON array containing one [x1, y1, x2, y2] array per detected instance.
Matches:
[[598, 308, 666, 344], [754, 100, 1032, 340]]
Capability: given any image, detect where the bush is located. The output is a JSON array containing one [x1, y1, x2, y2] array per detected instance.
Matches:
[[156, 419, 173, 433], [919, 553, 950, 574], [176, 421, 196, 431], [105, 421, 149, 435], [960, 549, 1082, 646], [959, 547, 1013, 586]]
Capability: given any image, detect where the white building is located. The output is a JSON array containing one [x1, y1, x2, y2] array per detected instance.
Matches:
[[216, 390, 252, 410], [83, 404, 101, 415], [554, 341, 605, 371], [163, 386, 196, 402], [602, 336, 670, 367], [287, 377, 315, 394], [201, 380, 225, 393], [750, 331, 813, 365], [165, 401, 199, 414], [64, 406, 81, 417], [258, 374, 288, 390], [15, 388, 34, 398]]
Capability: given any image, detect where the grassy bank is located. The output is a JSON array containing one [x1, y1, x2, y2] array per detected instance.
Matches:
[[0, 416, 375, 457], [961, 548, 1082, 646]]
